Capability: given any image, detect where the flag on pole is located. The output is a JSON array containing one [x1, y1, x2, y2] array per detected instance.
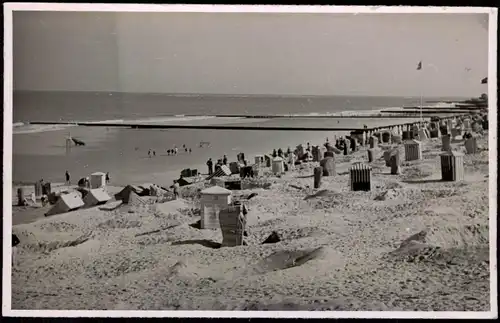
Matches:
[[416, 61, 422, 70], [481, 77, 488, 84]]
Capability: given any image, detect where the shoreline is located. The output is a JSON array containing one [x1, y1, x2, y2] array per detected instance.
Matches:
[[12, 113, 471, 192]]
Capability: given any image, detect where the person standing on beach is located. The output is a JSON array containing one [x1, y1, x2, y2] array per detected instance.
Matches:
[[289, 152, 296, 170], [12, 234, 20, 268], [148, 149, 152, 158], [153, 150, 156, 157], [215, 160, 222, 173], [106, 172, 110, 184], [223, 155, 228, 165], [189, 148, 192, 154], [174, 147, 178, 155], [65, 170, 71, 186], [207, 158, 213, 175], [173, 180, 180, 199]]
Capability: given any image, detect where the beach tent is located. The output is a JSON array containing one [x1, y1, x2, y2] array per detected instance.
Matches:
[[83, 188, 111, 208], [205, 165, 231, 181], [178, 177, 195, 187], [138, 183, 155, 196], [114, 185, 144, 202], [126, 191, 147, 206], [45, 192, 84, 217], [220, 165, 232, 176], [99, 200, 123, 211]]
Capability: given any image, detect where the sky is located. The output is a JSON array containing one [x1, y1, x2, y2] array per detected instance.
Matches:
[[13, 11, 489, 97]]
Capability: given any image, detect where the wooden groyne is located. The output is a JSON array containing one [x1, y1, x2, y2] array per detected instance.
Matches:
[[381, 109, 478, 114], [28, 114, 470, 133]]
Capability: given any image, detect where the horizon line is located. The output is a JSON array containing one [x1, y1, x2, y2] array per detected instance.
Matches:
[[12, 90, 474, 99]]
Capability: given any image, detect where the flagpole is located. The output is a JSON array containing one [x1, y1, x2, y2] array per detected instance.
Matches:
[[420, 92, 423, 125], [419, 62, 423, 125]]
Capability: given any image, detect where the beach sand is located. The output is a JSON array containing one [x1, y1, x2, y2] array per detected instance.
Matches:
[[11, 129, 490, 311]]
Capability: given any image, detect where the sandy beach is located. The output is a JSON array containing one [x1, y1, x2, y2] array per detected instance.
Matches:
[[11, 126, 490, 311]]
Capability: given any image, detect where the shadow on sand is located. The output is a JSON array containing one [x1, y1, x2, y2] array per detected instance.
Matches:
[[189, 220, 202, 230], [295, 175, 314, 179], [402, 179, 444, 184], [171, 239, 222, 249]]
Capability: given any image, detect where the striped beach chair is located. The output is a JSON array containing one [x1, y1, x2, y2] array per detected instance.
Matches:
[[404, 140, 422, 161], [440, 151, 464, 182], [349, 162, 372, 192], [219, 204, 247, 247]]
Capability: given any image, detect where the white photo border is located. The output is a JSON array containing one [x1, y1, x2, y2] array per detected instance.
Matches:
[[3, 3, 498, 319]]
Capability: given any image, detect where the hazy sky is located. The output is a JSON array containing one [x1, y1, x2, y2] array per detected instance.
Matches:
[[13, 11, 489, 97]]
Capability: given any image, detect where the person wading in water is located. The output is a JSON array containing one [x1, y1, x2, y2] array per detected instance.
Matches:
[[207, 158, 213, 175], [65, 170, 71, 186]]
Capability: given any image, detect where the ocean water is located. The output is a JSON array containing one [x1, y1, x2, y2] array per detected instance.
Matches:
[[12, 91, 463, 186]]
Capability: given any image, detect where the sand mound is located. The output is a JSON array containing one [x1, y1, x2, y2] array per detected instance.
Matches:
[[180, 294, 389, 311], [273, 226, 326, 241], [85, 255, 159, 279], [399, 230, 427, 248], [374, 188, 423, 201], [425, 206, 462, 217], [23, 233, 92, 254], [154, 199, 197, 223], [136, 223, 213, 247], [236, 297, 388, 311], [421, 188, 459, 199], [401, 166, 433, 180], [51, 239, 101, 257], [38, 221, 78, 232], [386, 240, 440, 262], [248, 247, 327, 275], [304, 189, 340, 200], [426, 223, 489, 248], [165, 261, 200, 281], [303, 190, 347, 210], [97, 218, 142, 230]]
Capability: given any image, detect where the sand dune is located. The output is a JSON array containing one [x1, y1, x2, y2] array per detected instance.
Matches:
[[11, 132, 490, 311]]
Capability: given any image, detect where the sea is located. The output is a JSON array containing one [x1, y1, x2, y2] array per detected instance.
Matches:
[[12, 91, 465, 186]]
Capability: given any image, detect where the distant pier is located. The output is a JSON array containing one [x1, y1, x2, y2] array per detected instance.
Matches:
[[28, 112, 472, 132]]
